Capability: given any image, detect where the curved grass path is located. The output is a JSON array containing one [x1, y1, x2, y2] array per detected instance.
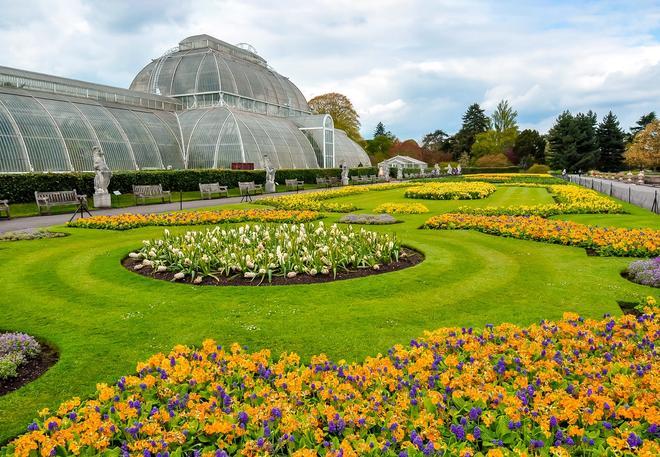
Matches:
[[0, 186, 657, 442]]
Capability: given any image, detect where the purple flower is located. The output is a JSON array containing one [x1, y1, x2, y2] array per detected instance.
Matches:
[[450, 424, 466, 441], [549, 416, 558, 428], [531, 439, 544, 448], [468, 407, 482, 421], [473, 426, 481, 440], [627, 433, 642, 448], [237, 411, 249, 427]]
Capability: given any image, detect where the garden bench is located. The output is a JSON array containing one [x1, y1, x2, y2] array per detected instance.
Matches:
[[0, 199, 9, 219], [238, 181, 263, 202], [327, 177, 341, 187], [316, 177, 331, 188], [132, 184, 171, 205], [643, 175, 660, 187], [35, 190, 86, 215], [199, 182, 229, 199], [285, 179, 304, 192]]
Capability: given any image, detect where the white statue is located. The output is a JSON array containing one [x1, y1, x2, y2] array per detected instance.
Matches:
[[263, 155, 276, 193], [638, 170, 645, 185], [340, 160, 349, 185], [396, 166, 403, 180], [446, 163, 453, 175], [456, 164, 462, 175], [92, 146, 112, 208]]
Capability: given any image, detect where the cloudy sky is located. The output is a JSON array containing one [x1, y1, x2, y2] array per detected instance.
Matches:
[[1, 0, 658, 141]]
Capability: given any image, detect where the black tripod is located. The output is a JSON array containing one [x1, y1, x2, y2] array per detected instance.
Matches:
[[69, 196, 92, 222]]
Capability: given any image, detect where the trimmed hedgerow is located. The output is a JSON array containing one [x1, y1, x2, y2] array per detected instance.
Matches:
[[0, 167, 377, 203]]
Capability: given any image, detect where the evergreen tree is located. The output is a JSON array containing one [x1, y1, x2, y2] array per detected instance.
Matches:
[[629, 112, 656, 140], [374, 122, 386, 137], [548, 111, 599, 172], [513, 129, 546, 165], [451, 103, 490, 159], [596, 111, 625, 171]]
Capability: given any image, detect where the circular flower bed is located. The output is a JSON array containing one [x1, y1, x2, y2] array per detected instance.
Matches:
[[624, 257, 660, 287], [0, 333, 58, 396], [4, 299, 658, 457], [374, 202, 429, 215], [125, 223, 415, 285], [405, 182, 496, 200]]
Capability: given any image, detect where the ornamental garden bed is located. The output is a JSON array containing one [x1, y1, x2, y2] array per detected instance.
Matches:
[[122, 223, 423, 286], [0, 334, 58, 397], [123, 246, 423, 286]]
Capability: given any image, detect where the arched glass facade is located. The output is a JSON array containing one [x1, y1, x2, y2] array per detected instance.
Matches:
[[0, 34, 370, 173]]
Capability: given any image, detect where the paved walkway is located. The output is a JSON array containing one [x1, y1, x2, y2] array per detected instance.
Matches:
[[0, 189, 317, 233]]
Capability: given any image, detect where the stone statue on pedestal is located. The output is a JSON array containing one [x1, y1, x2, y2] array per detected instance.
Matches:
[[264, 155, 276, 193], [446, 164, 453, 175], [396, 166, 403, 180], [92, 146, 112, 208], [340, 160, 349, 186], [456, 164, 462, 175]]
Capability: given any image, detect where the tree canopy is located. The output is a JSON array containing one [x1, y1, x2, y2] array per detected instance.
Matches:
[[492, 100, 518, 133], [513, 129, 546, 166], [625, 119, 660, 169], [596, 111, 625, 171], [308, 93, 362, 143], [548, 111, 599, 172], [451, 103, 491, 159]]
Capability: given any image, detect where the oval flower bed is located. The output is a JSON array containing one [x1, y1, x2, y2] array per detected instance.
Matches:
[[374, 202, 429, 215], [67, 209, 322, 230], [405, 182, 496, 200], [126, 222, 416, 285], [424, 213, 660, 257], [0, 333, 58, 396], [624, 257, 660, 288], [3, 299, 658, 457]]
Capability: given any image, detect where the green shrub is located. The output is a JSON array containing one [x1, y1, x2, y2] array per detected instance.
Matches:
[[0, 167, 377, 203], [475, 154, 512, 167], [0, 353, 24, 380], [527, 164, 551, 173]]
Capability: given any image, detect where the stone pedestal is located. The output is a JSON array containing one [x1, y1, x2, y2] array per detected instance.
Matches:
[[341, 177, 349, 186], [93, 191, 111, 208], [265, 182, 276, 193]]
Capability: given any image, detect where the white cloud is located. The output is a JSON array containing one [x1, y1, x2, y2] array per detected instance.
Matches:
[[0, 0, 658, 140]]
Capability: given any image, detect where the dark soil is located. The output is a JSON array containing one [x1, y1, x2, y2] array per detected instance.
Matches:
[[123, 247, 424, 287], [0, 343, 59, 396], [617, 300, 642, 317]]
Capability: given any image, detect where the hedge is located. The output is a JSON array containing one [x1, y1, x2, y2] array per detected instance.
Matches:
[[0, 167, 377, 203]]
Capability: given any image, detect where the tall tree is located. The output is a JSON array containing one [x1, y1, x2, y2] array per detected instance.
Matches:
[[492, 99, 518, 132], [548, 110, 599, 172], [628, 112, 657, 140], [421, 129, 449, 151], [374, 122, 386, 137], [625, 119, 660, 169], [451, 103, 490, 159], [596, 111, 625, 171], [471, 129, 518, 159], [308, 92, 362, 143], [513, 129, 546, 165]]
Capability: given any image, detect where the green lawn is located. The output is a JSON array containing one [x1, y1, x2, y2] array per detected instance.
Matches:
[[0, 186, 657, 442]]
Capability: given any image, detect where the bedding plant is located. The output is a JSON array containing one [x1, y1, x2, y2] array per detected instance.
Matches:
[[374, 203, 429, 215], [67, 209, 322, 231], [0, 333, 41, 381], [405, 182, 496, 200], [624, 258, 660, 288], [424, 214, 660, 257], [130, 222, 401, 282], [2, 298, 657, 457]]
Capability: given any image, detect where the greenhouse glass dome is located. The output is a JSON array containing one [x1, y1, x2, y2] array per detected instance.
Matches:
[[0, 34, 369, 173]]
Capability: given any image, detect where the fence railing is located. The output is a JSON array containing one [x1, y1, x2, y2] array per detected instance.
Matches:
[[567, 175, 659, 214]]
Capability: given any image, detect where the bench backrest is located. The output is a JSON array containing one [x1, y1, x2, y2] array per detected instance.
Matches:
[[35, 190, 78, 203], [316, 177, 327, 184], [133, 184, 163, 195], [238, 181, 256, 190], [199, 183, 222, 192], [285, 179, 299, 185]]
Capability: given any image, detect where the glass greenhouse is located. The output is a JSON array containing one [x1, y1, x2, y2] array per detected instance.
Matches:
[[0, 34, 369, 173]]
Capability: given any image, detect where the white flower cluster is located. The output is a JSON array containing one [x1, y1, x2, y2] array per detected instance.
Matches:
[[129, 222, 400, 282]]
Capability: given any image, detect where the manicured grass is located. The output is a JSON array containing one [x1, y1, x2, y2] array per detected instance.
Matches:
[[0, 186, 657, 443]]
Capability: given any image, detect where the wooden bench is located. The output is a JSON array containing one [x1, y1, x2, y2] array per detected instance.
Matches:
[[132, 184, 171, 205], [238, 181, 264, 202], [199, 182, 229, 199], [0, 199, 9, 219], [316, 177, 331, 188], [285, 179, 304, 192], [644, 175, 660, 186], [35, 190, 85, 215]]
